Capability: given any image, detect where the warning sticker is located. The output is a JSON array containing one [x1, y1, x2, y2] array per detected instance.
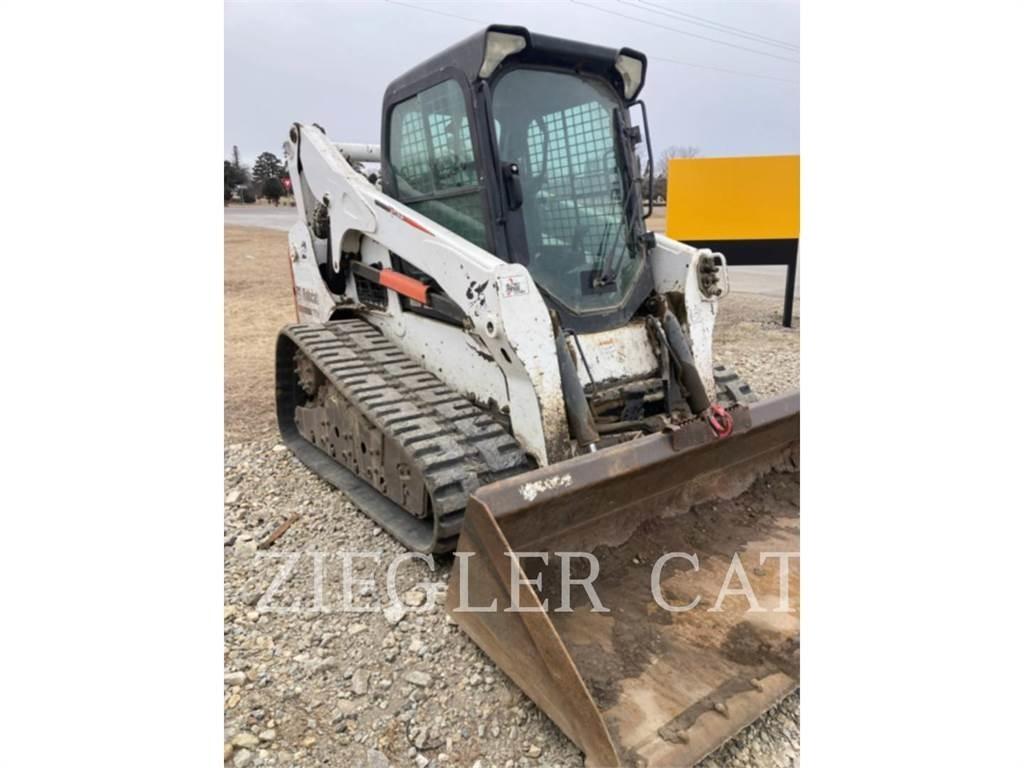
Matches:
[[498, 275, 530, 298]]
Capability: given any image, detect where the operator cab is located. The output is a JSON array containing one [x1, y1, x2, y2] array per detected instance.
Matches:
[[381, 25, 654, 333]]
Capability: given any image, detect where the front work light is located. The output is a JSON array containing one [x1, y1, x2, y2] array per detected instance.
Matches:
[[615, 53, 645, 100], [480, 31, 527, 78]]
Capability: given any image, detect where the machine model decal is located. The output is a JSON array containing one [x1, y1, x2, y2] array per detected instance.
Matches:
[[373, 199, 434, 236], [297, 287, 320, 306], [518, 474, 574, 502]]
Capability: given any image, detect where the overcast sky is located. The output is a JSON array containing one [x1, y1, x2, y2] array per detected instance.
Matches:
[[225, 0, 798, 166]]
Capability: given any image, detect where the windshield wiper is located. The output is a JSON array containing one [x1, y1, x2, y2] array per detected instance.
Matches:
[[613, 109, 646, 259], [592, 221, 615, 287], [593, 108, 645, 287]]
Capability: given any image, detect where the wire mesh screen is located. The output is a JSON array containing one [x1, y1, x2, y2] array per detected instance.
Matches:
[[494, 68, 642, 313], [527, 101, 627, 261], [387, 79, 488, 248], [390, 80, 478, 196], [391, 103, 432, 197], [422, 88, 477, 191]]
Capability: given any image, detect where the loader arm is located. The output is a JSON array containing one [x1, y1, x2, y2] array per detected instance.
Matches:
[[649, 233, 726, 399], [286, 123, 571, 465]]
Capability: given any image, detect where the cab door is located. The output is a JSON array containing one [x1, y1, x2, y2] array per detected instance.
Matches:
[[383, 78, 494, 253]]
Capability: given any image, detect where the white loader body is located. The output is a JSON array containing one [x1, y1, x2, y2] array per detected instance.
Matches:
[[285, 124, 723, 466]]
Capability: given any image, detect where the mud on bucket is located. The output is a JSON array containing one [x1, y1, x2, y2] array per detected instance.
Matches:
[[446, 394, 800, 768]]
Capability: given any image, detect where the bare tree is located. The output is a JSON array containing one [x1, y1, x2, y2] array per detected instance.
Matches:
[[656, 145, 700, 177]]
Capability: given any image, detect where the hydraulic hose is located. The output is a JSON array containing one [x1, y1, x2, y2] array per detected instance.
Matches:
[[660, 313, 711, 415], [554, 327, 600, 452]]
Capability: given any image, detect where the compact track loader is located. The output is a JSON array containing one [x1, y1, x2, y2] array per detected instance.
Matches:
[[276, 25, 799, 767]]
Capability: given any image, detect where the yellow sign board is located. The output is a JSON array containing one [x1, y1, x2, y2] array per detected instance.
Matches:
[[665, 155, 800, 241]]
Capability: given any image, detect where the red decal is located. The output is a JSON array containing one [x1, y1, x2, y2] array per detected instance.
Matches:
[[375, 200, 433, 236]]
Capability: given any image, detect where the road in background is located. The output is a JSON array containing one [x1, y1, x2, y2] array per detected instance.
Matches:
[[224, 205, 294, 232]]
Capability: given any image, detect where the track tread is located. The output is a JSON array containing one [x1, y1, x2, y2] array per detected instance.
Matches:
[[281, 320, 532, 541], [713, 364, 758, 405]]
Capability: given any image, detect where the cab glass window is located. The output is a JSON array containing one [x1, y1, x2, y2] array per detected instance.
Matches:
[[388, 80, 489, 249], [491, 68, 644, 313]]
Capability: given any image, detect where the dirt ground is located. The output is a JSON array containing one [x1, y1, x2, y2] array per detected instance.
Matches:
[[224, 226, 295, 441]]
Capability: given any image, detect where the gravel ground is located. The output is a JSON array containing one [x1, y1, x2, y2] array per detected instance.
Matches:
[[224, 225, 800, 767], [714, 294, 800, 401]]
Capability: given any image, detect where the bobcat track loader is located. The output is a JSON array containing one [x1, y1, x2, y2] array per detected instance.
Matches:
[[276, 25, 799, 767]]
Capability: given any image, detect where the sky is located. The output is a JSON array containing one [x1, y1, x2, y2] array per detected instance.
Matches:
[[224, 0, 799, 167]]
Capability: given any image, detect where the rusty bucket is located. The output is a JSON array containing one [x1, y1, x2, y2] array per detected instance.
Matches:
[[446, 394, 800, 767]]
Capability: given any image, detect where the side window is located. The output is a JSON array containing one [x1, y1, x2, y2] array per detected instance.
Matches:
[[392, 107, 432, 196], [388, 80, 489, 251]]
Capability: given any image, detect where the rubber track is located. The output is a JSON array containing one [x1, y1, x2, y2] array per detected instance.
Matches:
[[282, 319, 531, 550], [714, 364, 758, 405]]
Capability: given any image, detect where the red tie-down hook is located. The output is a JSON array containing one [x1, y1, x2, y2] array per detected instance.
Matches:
[[706, 404, 734, 438]]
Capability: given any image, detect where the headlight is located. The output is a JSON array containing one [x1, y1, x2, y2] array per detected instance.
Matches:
[[615, 53, 645, 100], [480, 31, 527, 78]]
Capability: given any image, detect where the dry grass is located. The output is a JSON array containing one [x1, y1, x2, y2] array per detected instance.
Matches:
[[224, 225, 294, 441]]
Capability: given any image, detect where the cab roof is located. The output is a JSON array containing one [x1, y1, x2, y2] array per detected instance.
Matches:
[[382, 24, 647, 105]]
